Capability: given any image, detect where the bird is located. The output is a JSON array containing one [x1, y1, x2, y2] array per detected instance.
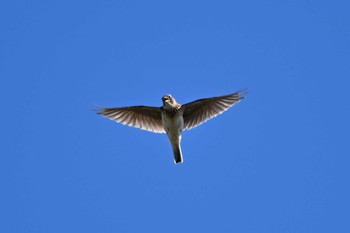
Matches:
[[97, 90, 246, 164]]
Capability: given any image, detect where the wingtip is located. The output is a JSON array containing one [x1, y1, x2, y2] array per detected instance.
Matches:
[[92, 104, 105, 114], [237, 88, 248, 99]]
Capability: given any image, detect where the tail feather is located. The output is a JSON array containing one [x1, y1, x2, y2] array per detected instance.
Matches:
[[172, 143, 183, 164]]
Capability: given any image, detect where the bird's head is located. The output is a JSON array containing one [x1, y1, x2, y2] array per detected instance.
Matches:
[[162, 94, 177, 108]]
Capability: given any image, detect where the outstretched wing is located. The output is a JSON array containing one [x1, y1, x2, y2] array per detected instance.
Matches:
[[97, 106, 165, 133], [182, 90, 246, 130]]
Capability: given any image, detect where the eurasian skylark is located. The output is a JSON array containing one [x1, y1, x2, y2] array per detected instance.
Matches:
[[97, 90, 246, 164]]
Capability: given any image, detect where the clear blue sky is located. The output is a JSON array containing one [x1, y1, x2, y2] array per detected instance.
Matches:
[[1, 1, 349, 232]]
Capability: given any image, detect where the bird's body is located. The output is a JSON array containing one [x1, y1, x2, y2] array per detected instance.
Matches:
[[161, 95, 184, 163], [97, 90, 246, 164]]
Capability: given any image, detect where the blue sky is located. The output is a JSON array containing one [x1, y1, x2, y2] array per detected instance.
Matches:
[[1, 0, 349, 232]]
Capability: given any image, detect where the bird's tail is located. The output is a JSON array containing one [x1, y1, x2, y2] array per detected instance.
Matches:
[[172, 143, 183, 164]]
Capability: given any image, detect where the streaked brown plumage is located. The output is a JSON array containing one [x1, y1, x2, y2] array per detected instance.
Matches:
[[97, 90, 246, 163]]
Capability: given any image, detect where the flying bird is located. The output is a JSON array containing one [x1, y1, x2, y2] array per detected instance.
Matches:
[[97, 90, 246, 164]]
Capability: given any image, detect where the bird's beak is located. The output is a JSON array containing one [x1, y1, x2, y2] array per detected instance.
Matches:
[[162, 97, 169, 102]]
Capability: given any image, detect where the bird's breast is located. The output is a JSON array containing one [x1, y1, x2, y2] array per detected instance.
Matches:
[[161, 110, 184, 137]]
